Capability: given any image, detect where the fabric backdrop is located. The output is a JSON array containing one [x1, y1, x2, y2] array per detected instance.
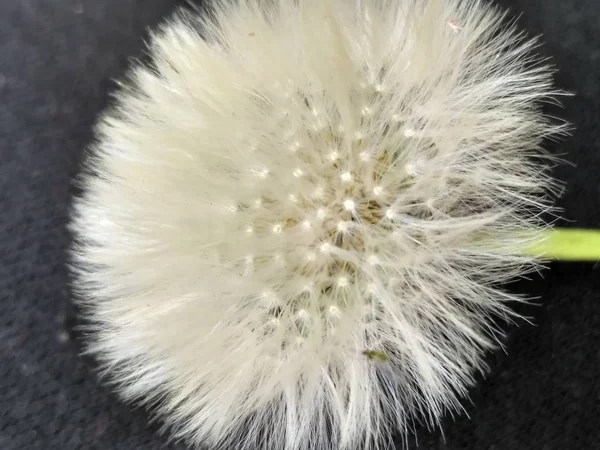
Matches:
[[1, 0, 598, 449]]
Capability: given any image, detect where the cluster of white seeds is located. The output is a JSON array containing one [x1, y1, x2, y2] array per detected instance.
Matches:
[[232, 88, 440, 348]]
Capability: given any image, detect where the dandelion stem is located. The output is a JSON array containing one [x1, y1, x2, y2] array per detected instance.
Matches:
[[522, 228, 600, 261]]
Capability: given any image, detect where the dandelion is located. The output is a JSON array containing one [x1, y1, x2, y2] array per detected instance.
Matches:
[[70, 1, 565, 449]]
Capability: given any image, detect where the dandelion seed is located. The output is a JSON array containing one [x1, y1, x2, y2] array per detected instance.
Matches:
[[320, 242, 332, 253], [337, 221, 349, 232], [337, 277, 349, 288]]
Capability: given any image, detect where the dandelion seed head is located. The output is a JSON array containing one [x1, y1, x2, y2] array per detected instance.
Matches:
[[71, 1, 564, 449]]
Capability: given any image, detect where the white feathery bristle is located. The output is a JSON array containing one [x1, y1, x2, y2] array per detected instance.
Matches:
[[70, 0, 564, 449]]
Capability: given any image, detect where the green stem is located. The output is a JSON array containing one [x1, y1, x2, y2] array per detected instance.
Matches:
[[522, 228, 600, 261]]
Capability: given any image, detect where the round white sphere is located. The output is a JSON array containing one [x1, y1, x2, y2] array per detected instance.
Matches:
[[70, 0, 562, 449]]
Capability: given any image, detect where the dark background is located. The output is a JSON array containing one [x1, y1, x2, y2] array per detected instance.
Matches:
[[1, 0, 598, 449]]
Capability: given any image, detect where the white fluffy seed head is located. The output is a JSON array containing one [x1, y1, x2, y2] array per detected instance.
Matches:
[[70, 1, 565, 450]]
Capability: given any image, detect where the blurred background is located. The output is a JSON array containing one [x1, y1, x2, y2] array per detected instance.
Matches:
[[1, 0, 598, 449]]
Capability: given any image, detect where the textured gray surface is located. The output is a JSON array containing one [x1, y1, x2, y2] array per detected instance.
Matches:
[[1, 0, 599, 449], [0, 2, 186, 448]]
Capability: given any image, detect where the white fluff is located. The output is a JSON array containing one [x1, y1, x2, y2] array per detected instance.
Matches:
[[70, 0, 564, 449]]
